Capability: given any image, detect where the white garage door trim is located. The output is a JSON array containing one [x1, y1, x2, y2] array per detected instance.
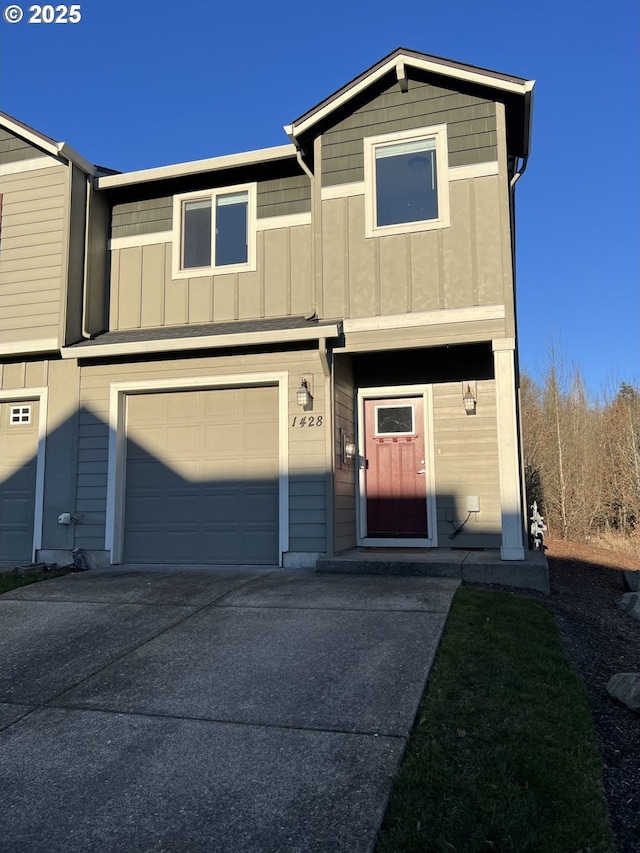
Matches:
[[106, 373, 289, 565], [0, 386, 48, 560]]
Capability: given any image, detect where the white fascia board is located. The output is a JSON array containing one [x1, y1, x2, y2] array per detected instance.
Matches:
[[0, 115, 60, 158], [0, 338, 59, 356], [61, 323, 341, 360], [57, 142, 97, 176], [290, 55, 534, 139], [344, 305, 505, 334], [98, 144, 297, 190], [0, 116, 96, 175]]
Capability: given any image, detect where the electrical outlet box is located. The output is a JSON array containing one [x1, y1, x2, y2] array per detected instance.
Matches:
[[466, 495, 480, 513]]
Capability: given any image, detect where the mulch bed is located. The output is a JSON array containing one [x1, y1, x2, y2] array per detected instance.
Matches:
[[470, 538, 639, 853]]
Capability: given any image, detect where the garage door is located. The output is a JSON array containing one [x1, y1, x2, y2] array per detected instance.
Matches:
[[123, 386, 279, 564], [0, 400, 39, 561]]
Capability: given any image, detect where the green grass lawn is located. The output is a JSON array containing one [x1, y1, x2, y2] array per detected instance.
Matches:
[[376, 587, 615, 853], [0, 569, 68, 595]]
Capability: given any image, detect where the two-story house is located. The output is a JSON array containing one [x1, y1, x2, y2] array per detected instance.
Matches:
[[0, 48, 535, 574]]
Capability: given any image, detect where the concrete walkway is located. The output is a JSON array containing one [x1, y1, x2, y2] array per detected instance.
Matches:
[[0, 567, 458, 853]]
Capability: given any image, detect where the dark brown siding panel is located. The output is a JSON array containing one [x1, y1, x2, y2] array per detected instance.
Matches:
[[257, 175, 311, 218], [321, 77, 498, 186], [0, 128, 48, 164], [111, 197, 173, 238]]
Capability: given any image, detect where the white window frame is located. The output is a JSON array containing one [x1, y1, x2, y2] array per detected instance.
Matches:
[[172, 183, 257, 279], [363, 124, 450, 238], [10, 405, 32, 425]]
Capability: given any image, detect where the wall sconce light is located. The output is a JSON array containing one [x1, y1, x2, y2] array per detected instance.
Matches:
[[341, 430, 356, 466], [463, 382, 477, 415], [296, 378, 313, 410]]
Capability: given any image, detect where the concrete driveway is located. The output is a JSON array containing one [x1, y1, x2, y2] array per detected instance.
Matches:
[[0, 567, 458, 853]]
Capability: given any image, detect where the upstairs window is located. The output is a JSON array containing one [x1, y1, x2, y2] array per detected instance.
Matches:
[[364, 125, 450, 237], [173, 184, 256, 278]]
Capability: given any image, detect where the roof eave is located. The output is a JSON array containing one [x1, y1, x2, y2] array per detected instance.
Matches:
[[97, 143, 298, 190], [287, 49, 534, 156]]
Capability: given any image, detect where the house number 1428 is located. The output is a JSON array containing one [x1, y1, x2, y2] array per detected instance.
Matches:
[[291, 415, 323, 427]]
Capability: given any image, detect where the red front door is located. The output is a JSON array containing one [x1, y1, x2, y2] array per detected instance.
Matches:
[[364, 397, 428, 538]]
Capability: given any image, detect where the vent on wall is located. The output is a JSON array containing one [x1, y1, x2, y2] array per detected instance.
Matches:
[[10, 405, 31, 425]]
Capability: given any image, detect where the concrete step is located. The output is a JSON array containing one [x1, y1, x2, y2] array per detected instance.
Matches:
[[316, 548, 550, 593]]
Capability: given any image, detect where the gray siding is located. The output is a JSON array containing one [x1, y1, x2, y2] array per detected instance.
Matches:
[[322, 78, 497, 186], [0, 358, 81, 555], [110, 176, 311, 239], [333, 357, 356, 552], [110, 197, 172, 239], [0, 128, 47, 165], [257, 175, 311, 218]]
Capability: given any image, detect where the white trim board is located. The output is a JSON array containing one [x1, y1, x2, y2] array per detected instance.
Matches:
[[105, 373, 289, 565], [319, 162, 500, 203], [0, 386, 48, 560], [61, 323, 341, 360], [0, 157, 63, 176], [0, 338, 59, 357], [98, 145, 297, 189], [343, 304, 505, 334]]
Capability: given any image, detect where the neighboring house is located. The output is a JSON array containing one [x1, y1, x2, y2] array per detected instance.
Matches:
[[0, 47, 535, 569]]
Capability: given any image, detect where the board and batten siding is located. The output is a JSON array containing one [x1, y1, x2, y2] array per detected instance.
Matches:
[[432, 380, 501, 548], [321, 174, 506, 322], [333, 356, 356, 552], [74, 352, 328, 556], [110, 175, 311, 239], [109, 224, 313, 330], [321, 77, 497, 187], [0, 165, 67, 344]]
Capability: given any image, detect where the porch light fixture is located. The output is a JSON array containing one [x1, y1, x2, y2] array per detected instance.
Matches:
[[296, 378, 313, 410], [463, 383, 477, 415]]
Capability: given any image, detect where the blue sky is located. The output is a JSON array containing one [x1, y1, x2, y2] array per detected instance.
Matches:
[[1, 0, 638, 397]]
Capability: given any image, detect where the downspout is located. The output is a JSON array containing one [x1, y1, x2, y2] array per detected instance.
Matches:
[[509, 153, 529, 550], [319, 336, 334, 558]]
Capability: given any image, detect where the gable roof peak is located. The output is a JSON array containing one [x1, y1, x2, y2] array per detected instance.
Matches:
[[285, 47, 534, 157]]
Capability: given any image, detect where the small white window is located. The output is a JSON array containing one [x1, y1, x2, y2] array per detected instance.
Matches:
[[10, 405, 31, 425], [364, 125, 450, 238], [172, 184, 256, 279]]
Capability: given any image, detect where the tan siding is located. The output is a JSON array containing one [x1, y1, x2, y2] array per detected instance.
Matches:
[[0, 165, 66, 344], [443, 181, 474, 309], [321, 198, 348, 319], [108, 224, 313, 330], [408, 230, 442, 312], [321, 174, 507, 322], [263, 229, 289, 317], [290, 225, 313, 316], [343, 318, 505, 353], [346, 195, 377, 318], [433, 380, 501, 547], [140, 243, 166, 327]]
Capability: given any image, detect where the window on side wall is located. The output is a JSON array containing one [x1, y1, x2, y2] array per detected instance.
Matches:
[[172, 184, 256, 278], [364, 125, 450, 238]]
